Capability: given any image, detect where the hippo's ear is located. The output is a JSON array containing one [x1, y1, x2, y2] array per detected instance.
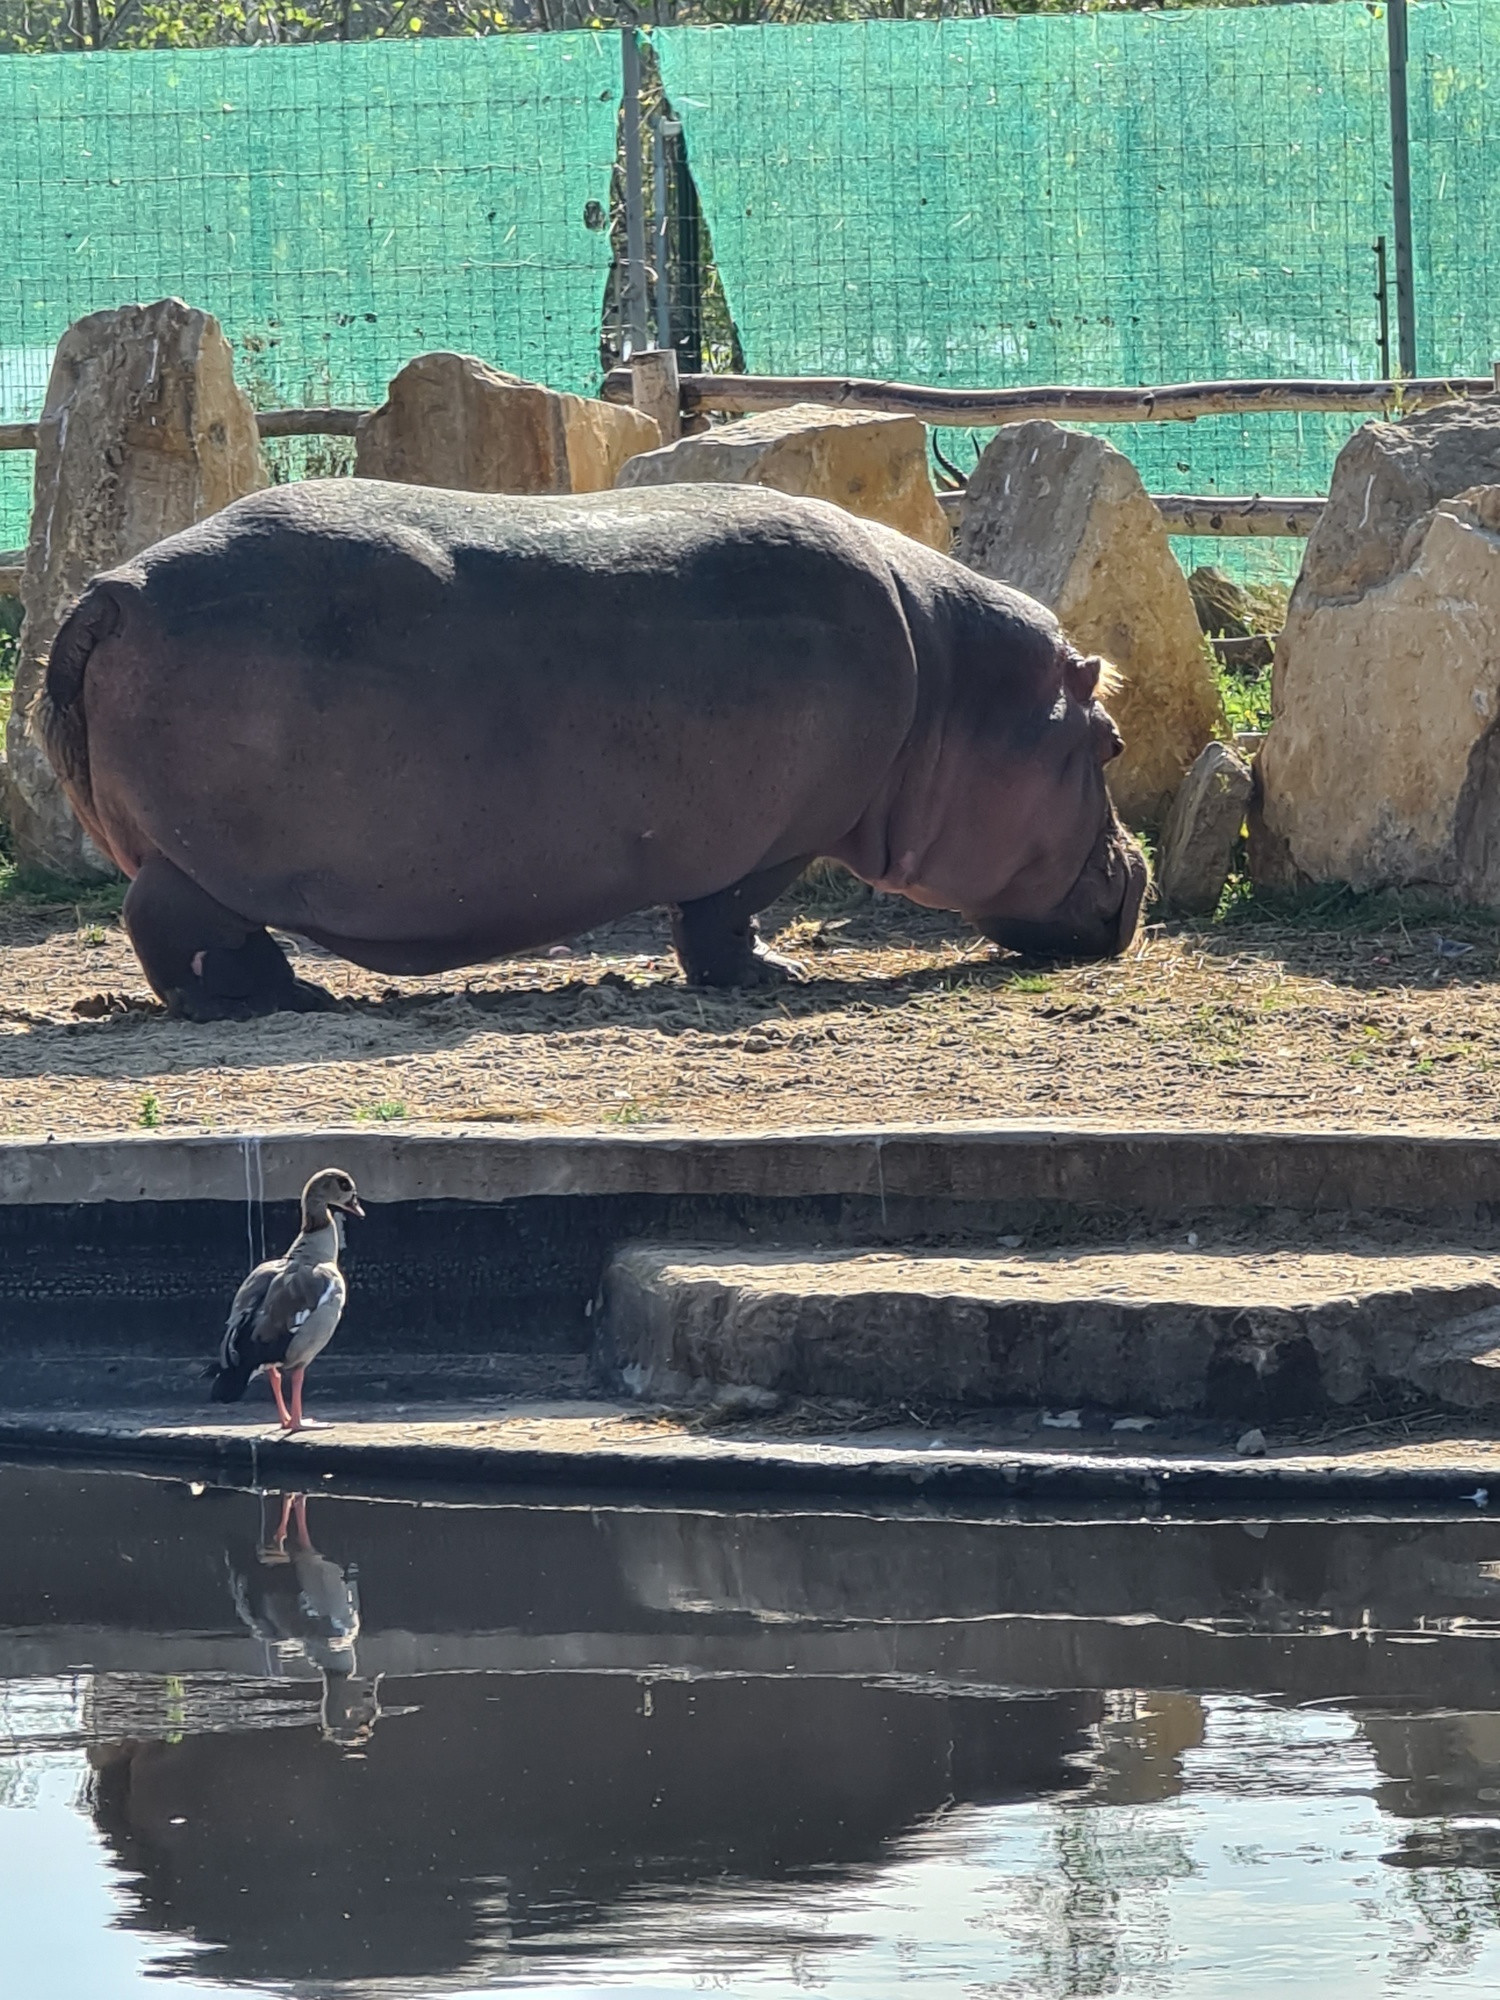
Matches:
[[1065, 652, 1123, 704]]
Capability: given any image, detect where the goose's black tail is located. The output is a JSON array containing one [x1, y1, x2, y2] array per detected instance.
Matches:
[[206, 1350, 255, 1404]]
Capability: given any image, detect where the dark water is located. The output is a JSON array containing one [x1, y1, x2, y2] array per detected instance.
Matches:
[[7, 1468, 1500, 1995]]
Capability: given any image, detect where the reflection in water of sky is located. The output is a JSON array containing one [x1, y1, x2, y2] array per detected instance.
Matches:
[[10, 1704, 1500, 1998], [7, 1469, 1500, 1996]]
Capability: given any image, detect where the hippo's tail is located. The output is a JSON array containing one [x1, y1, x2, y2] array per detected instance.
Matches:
[[30, 584, 122, 843]]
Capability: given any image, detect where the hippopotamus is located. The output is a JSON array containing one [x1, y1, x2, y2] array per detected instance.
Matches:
[[36, 480, 1147, 1020]]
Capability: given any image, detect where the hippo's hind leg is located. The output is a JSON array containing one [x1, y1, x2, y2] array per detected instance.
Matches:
[[669, 856, 813, 988], [123, 855, 335, 1022]]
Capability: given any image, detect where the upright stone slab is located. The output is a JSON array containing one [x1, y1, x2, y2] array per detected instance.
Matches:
[[1255, 402, 1500, 896], [3, 299, 266, 878], [955, 421, 1223, 828], [614, 402, 951, 551], [1157, 741, 1253, 915], [354, 352, 658, 494]]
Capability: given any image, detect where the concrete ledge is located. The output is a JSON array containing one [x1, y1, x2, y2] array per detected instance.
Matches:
[[603, 1243, 1500, 1420], [4, 1121, 1500, 1215], [4, 1407, 1500, 1512]]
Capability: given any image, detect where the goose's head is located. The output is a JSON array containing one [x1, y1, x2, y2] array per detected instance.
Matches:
[[301, 1168, 365, 1230]]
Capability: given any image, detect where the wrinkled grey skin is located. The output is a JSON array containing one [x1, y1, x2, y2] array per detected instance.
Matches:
[[38, 479, 1146, 1020]]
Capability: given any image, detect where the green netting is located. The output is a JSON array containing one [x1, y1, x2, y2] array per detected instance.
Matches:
[[659, 9, 1394, 581], [0, 31, 619, 546], [1412, 0, 1500, 378], [4, 10, 1500, 579]]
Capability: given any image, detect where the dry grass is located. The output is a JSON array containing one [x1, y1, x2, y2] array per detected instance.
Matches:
[[0, 872, 1497, 1137]]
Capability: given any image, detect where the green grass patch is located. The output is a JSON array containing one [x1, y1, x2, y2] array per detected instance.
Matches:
[[138, 1093, 163, 1129], [0, 858, 126, 913], [1212, 876, 1498, 937], [605, 1093, 671, 1125], [354, 1099, 408, 1123]]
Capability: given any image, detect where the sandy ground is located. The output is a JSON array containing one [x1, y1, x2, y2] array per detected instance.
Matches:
[[3, 878, 1500, 1137]]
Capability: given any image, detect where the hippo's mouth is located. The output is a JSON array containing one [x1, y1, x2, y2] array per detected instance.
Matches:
[[979, 817, 1149, 963]]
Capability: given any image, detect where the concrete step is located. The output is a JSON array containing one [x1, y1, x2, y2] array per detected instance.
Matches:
[[601, 1243, 1500, 1421]]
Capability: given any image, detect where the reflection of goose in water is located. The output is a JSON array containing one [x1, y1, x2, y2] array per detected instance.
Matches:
[[228, 1491, 383, 1749]]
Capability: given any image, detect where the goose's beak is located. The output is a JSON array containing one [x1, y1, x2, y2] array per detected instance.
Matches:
[[338, 1196, 366, 1219]]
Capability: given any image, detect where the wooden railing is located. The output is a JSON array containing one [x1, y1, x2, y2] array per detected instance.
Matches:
[[935, 490, 1325, 537], [8, 362, 1479, 584], [600, 366, 1495, 427]]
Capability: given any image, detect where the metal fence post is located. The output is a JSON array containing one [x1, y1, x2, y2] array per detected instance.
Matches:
[[651, 113, 675, 354], [620, 23, 651, 361], [1386, 0, 1418, 375]]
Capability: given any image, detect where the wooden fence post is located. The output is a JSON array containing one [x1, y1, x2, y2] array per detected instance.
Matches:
[[630, 348, 682, 446]]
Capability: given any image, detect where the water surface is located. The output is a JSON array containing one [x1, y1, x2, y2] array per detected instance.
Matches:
[[5, 1465, 1500, 1996]]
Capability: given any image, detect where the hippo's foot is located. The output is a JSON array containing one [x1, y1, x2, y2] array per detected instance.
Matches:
[[670, 857, 812, 988], [124, 855, 336, 1023]]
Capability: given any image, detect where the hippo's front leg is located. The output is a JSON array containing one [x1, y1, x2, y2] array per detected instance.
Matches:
[[122, 854, 336, 1022], [669, 856, 813, 988]]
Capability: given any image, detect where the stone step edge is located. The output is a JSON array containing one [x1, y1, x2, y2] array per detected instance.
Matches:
[[2, 1412, 1498, 1514], [600, 1245, 1500, 1419]]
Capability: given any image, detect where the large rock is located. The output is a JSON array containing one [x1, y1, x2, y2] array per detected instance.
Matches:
[[3, 298, 265, 878], [1255, 402, 1500, 897], [615, 402, 950, 551], [1157, 741, 1252, 915], [354, 352, 658, 494], [956, 421, 1223, 827]]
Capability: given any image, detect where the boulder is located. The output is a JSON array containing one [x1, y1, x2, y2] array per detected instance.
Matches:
[[354, 352, 658, 494], [955, 421, 1223, 827], [1156, 741, 1252, 916], [614, 401, 950, 551], [3, 298, 265, 878], [1255, 402, 1500, 897], [1187, 564, 1252, 637]]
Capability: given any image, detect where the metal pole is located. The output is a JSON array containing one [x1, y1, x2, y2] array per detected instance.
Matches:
[[1387, 0, 1417, 375], [620, 24, 651, 361], [651, 114, 675, 353]]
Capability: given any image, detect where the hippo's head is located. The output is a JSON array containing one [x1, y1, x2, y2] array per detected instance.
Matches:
[[964, 651, 1149, 962]]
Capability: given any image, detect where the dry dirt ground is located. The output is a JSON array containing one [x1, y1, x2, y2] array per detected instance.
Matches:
[[3, 876, 1500, 1137]]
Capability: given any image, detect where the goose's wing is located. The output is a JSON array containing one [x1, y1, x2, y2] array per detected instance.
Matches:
[[218, 1258, 282, 1373], [222, 1261, 342, 1372]]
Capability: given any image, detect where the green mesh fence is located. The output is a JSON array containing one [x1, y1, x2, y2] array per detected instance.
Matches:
[[658, 8, 1394, 583], [4, 11, 1500, 579], [0, 31, 619, 546], [1412, 0, 1500, 379]]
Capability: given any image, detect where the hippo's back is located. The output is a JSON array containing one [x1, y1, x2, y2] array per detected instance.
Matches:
[[74, 481, 926, 955]]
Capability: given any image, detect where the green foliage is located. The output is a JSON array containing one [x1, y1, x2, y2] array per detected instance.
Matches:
[[0, 595, 19, 755], [138, 1092, 163, 1128], [1218, 660, 1273, 736], [0, 3, 523, 55], [354, 1098, 408, 1121], [0, 0, 1323, 52]]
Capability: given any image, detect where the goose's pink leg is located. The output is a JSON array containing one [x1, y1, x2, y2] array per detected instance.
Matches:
[[287, 1367, 308, 1434], [266, 1365, 294, 1430]]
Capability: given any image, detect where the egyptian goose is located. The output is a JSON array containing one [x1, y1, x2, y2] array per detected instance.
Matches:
[[228, 1491, 384, 1747], [208, 1168, 364, 1431], [229, 1491, 361, 1671]]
